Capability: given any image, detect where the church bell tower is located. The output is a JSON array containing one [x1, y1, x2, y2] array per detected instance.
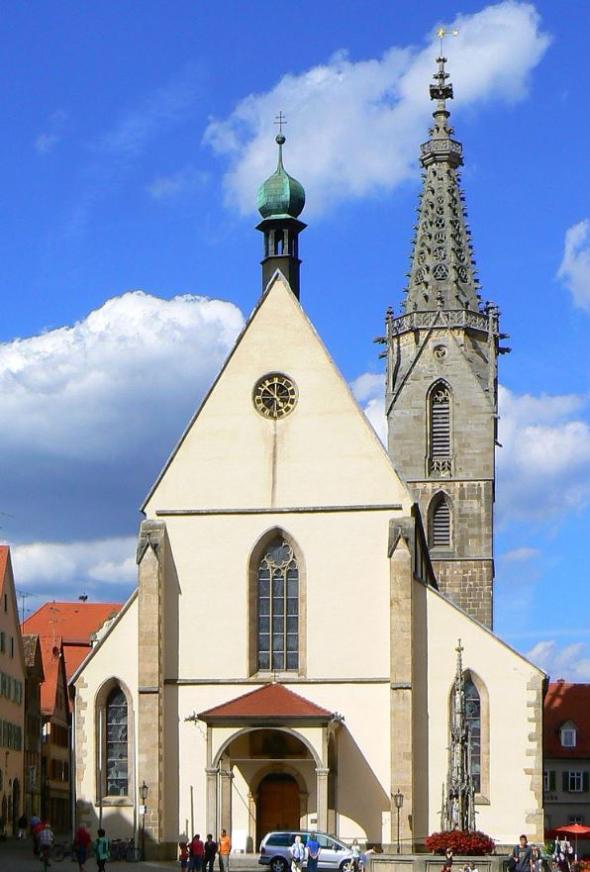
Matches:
[[385, 55, 508, 628]]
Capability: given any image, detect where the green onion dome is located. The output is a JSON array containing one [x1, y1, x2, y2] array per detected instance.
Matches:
[[257, 135, 306, 219]]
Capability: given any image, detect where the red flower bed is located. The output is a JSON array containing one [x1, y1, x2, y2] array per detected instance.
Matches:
[[425, 831, 496, 856]]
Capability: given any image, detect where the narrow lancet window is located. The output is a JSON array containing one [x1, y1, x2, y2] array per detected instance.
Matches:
[[105, 687, 128, 796], [429, 493, 451, 548], [429, 381, 452, 474]]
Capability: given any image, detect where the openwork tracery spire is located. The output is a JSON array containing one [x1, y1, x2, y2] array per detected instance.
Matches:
[[403, 55, 481, 314]]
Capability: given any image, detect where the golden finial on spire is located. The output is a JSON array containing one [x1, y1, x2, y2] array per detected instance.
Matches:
[[436, 26, 459, 56]]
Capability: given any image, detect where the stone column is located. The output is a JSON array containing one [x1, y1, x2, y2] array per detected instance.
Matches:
[[219, 765, 233, 834], [206, 768, 218, 837], [315, 768, 330, 833]]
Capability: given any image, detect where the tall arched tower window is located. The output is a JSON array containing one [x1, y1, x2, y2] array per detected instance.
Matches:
[[105, 686, 128, 796], [257, 536, 299, 672], [428, 380, 452, 475], [429, 493, 451, 548]]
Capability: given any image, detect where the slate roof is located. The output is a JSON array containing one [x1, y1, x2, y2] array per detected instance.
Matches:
[[199, 683, 334, 723], [545, 681, 590, 758]]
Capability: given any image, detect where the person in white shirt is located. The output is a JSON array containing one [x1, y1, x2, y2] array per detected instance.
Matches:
[[290, 836, 306, 872]]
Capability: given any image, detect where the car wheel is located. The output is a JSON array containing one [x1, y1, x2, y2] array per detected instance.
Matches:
[[340, 862, 354, 872], [271, 858, 289, 872]]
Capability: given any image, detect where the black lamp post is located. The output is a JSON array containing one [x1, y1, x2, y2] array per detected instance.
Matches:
[[393, 790, 404, 854], [140, 781, 149, 860]]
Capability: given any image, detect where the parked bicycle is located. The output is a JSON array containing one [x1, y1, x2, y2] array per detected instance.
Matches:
[[110, 836, 141, 862]]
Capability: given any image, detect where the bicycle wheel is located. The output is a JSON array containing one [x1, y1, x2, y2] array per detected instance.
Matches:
[[52, 842, 66, 861]]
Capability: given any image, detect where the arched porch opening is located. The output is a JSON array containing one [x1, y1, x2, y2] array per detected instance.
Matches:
[[211, 728, 317, 851]]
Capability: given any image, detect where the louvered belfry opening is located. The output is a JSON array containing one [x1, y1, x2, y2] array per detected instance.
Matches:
[[430, 495, 451, 548], [429, 382, 452, 474]]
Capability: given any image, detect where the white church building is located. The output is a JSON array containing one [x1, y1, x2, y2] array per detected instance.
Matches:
[[71, 58, 545, 859]]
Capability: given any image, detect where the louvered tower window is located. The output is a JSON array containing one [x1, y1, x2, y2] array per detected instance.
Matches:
[[429, 382, 452, 474], [429, 494, 451, 548]]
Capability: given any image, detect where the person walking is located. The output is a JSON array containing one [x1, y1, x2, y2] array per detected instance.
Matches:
[[204, 834, 218, 872], [190, 833, 205, 872], [94, 828, 110, 872], [73, 824, 92, 872], [306, 833, 320, 872], [179, 839, 190, 871], [511, 835, 532, 872], [17, 813, 27, 839], [290, 835, 306, 872], [218, 829, 231, 872]]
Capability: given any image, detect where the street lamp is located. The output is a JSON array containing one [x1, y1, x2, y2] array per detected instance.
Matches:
[[393, 790, 404, 854], [140, 781, 149, 860]]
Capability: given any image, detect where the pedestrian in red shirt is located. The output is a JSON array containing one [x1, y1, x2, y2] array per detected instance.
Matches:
[[190, 834, 205, 871], [73, 825, 92, 872]]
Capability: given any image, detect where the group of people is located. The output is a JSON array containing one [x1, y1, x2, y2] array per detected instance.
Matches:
[[179, 829, 232, 871], [29, 818, 110, 872]]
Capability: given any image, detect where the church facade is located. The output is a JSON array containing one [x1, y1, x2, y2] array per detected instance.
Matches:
[[71, 58, 545, 859]]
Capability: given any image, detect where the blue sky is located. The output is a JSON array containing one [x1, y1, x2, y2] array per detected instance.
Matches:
[[1, 1, 589, 679]]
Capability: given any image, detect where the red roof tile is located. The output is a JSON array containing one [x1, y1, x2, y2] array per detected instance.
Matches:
[[545, 681, 590, 758], [199, 684, 334, 722], [37, 635, 66, 716]]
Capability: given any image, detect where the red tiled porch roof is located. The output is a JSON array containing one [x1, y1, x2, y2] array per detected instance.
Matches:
[[199, 683, 334, 723]]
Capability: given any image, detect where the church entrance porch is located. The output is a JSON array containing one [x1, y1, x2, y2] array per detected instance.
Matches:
[[198, 684, 339, 852]]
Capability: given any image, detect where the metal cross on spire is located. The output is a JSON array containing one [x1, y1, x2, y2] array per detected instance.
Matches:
[[274, 111, 287, 136]]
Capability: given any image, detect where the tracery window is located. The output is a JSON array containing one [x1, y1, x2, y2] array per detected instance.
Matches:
[[429, 493, 451, 548], [257, 537, 299, 672], [429, 381, 452, 475], [464, 679, 481, 793], [105, 687, 128, 796]]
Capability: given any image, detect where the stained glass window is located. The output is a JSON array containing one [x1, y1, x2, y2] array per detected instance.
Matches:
[[464, 679, 481, 793], [106, 687, 128, 796], [257, 537, 298, 672]]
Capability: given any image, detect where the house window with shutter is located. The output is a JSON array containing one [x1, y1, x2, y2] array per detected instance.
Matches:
[[563, 771, 589, 793], [544, 770, 556, 792], [428, 381, 452, 475], [429, 493, 452, 548]]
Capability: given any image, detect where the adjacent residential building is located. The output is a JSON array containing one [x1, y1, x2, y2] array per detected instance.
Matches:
[[0, 547, 26, 834], [22, 601, 122, 832], [544, 681, 590, 837], [22, 634, 44, 818]]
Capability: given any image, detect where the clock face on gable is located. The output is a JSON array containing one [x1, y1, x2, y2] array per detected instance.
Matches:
[[253, 373, 298, 419]]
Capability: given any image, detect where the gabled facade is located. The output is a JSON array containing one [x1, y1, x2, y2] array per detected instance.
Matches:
[[0, 547, 26, 834]]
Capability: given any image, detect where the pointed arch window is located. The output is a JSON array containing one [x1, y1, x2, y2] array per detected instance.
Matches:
[[429, 493, 451, 548], [464, 679, 481, 793], [257, 537, 299, 672], [105, 687, 128, 796], [429, 381, 452, 475]]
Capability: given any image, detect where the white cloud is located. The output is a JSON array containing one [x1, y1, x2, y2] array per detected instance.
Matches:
[[9, 537, 136, 590], [147, 165, 209, 200], [204, 2, 549, 216], [499, 546, 540, 562], [497, 385, 590, 521], [34, 110, 68, 155], [527, 640, 590, 681], [0, 291, 243, 543], [558, 219, 590, 310], [35, 133, 60, 155], [350, 372, 384, 403]]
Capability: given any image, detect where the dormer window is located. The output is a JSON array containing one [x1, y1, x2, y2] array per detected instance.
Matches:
[[561, 721, 577, 748]]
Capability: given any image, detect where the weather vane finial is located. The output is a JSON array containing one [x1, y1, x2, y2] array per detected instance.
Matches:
[[436, 25, 459, 56]]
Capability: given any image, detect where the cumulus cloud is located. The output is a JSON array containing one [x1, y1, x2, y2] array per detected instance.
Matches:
[[558, 219, 590, 310], [496, 385, 590, 522], [0, 291, 243, 543], [10, 537, 136, 589], [204, 1, 549, 216], [527, 640, 590, 681]]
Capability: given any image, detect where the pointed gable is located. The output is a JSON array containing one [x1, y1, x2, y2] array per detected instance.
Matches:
[[144, 273, 413, 515], [199, 683, 334, 723]]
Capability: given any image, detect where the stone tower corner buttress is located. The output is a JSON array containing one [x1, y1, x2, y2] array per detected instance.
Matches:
[[385, 55, 509, 628]]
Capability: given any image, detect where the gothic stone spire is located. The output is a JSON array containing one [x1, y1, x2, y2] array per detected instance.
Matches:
[[403, 56, 481, 314]]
